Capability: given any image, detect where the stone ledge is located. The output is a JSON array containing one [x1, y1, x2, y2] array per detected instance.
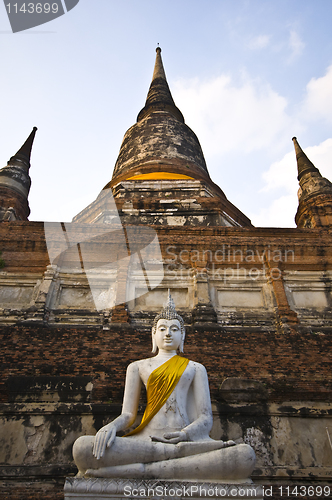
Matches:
[[64, 478, 264, 500], [252, 466, 332, 481], [0, 464, 76, 480], [0, 403, 122, 415], [1, 402, 331, 417]]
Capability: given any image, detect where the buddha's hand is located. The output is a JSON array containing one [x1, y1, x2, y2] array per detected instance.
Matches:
[[151, 431, 188, 444], [93, 424, 117, 460]]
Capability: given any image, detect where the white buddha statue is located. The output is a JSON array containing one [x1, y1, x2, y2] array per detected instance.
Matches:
[[73, 294, 255, 482]]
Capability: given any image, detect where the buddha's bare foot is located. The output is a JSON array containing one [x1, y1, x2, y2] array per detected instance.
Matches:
[[85, 469, 97, 477], [224, 440, 236, 447]]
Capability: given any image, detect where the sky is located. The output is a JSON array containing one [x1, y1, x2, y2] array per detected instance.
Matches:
[[1, 0, 332, 227]]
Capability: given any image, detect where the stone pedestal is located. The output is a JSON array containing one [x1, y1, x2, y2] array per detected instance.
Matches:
[[64, 478, 264, 499]]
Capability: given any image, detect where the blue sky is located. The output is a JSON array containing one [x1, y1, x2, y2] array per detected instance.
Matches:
[[1, 0, 332, 226]]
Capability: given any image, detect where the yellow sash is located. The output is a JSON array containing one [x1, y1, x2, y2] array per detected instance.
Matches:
[[125, 355, 189, 436]]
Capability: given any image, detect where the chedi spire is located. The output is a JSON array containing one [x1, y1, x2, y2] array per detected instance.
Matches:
[[292, 137, 332, 228], [292, 137, 320, 181], [137, 47, 184, 123], [0, 127, 37, 221]]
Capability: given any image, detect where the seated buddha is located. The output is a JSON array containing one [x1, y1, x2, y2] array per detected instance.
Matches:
[[73, 294, 255, 482]]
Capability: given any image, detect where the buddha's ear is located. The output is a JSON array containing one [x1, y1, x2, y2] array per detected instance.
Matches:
[[152, 334, 157, 353], [179, 331, 185, 353]]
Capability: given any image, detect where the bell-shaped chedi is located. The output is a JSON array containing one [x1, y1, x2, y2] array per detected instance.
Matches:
[[0, 127, 37, 221], [109, 47, 211, 186], [293, 137, 332, 228], [75, 49, 251, 227]]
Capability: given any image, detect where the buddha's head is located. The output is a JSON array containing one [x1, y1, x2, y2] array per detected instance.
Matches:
[[152, 292, 185, 353]]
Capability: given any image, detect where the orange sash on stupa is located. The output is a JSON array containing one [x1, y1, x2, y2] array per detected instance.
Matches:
[[125, 355, 189, 436]]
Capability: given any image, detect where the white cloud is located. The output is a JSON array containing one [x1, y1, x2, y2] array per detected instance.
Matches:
[[173, 74, 294, 159], [249, 194, 297, 228], [288, 30, 305, 62], [302, 138, 332, 180], [248, 35, 270, 50], [261, 150, 298, 194], [303, 65, 332, 123]]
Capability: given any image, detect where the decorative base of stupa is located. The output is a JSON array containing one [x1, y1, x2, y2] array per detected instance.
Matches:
[[64, 478, 264, 499]]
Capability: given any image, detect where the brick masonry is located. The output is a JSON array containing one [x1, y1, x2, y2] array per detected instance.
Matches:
[[1, 323, 331, 404]]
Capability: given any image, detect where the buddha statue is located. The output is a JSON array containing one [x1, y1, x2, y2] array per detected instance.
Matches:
[[73, 294, 255, 482]]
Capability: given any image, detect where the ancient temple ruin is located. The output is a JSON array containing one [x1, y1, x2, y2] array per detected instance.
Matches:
[[0, 48, 331, 498]]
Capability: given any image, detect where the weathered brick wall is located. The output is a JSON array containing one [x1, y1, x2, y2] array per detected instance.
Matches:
[[1, 222, 332, 275], [0, 187, 30, 222], [0, 221, 49, 273], [0, 481, 64, 500], [1, 324, 331, 405]]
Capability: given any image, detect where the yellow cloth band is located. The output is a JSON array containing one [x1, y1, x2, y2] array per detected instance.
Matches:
[[125, 355, 189, 436], [126, 172, 194, 181]]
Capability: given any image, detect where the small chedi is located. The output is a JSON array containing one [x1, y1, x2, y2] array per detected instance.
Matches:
[[73, 293, 255, 482]]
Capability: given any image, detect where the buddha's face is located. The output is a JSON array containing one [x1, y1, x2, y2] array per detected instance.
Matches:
[[154, 319, 182, 351]]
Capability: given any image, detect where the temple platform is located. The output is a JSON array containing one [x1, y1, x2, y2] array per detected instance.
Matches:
[[64, 478, 264, 499]]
